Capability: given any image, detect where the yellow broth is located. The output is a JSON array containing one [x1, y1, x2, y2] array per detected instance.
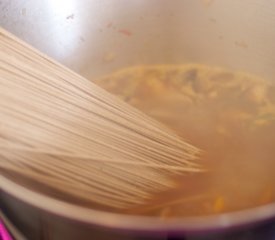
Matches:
[[95, 64, 275, 217]]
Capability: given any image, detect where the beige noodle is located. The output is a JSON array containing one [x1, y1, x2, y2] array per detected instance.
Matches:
[[0, 27, 201, 209]]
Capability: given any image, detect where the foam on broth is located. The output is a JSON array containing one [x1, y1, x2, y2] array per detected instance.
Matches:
[[96, 64, 275, 217]]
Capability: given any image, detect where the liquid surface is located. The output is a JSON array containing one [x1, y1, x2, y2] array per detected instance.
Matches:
[[95, 64, 275, 218]]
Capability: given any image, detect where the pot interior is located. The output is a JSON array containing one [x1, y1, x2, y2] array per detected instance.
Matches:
[[1, 0, 275, 230]]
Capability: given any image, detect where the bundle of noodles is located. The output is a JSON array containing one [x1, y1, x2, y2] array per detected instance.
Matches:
[[0, 27, 201, 209]]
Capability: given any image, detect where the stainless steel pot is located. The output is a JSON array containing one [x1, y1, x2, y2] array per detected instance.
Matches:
[[1, 0, 275, 239]]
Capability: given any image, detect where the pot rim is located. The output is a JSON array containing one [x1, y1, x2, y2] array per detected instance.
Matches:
[[1, 175, 274, 233]]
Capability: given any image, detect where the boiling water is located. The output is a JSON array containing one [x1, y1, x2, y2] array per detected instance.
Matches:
[[96, 64, 275, 217]]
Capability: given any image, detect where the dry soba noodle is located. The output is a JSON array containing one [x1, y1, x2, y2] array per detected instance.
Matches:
[[0, 27, 201, 210]]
